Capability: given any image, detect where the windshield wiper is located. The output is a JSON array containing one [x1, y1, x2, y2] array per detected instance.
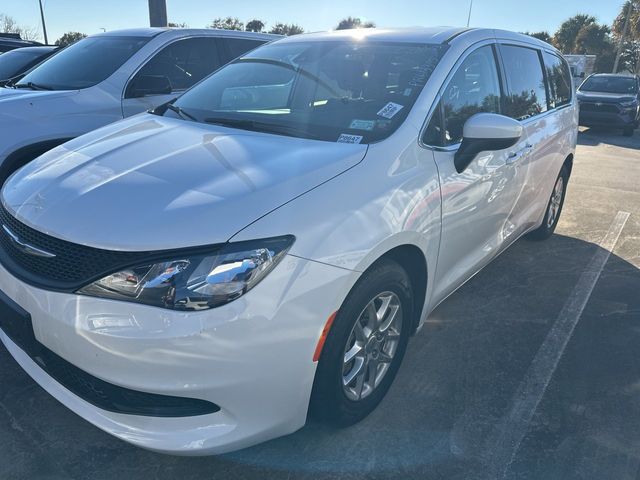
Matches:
[[165, 103, 197, 121], [13, 81, 53, 91], [203, 117, 321, 140]]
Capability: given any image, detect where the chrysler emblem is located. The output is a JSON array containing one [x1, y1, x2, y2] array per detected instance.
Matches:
[[2, 224, 56, 258]]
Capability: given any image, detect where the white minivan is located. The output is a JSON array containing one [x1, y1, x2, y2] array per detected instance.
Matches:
[[0, 28, 277, 182], [0, 27, 577, 455]]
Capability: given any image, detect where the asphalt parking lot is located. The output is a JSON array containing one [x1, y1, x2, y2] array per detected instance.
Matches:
[[0, 127, 638, 480]]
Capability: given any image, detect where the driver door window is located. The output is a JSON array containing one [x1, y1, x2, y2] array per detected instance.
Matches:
[[125, 37, 223, 98], [423, 45, 502, 147]]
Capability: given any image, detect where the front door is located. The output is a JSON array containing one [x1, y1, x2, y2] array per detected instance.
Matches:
[[422, 44, 530, 305], [121, 37, 224, 117]]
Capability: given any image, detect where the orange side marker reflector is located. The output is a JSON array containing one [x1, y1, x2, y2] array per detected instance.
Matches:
[[313, 311, 337, 362]]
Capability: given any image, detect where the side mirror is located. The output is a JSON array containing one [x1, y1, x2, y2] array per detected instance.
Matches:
[[129, 74, 172, 98], [454, 113, 523, 173], [580, 72, 585, 78]]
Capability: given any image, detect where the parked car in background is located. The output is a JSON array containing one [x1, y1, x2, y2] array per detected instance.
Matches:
[[0, 46, 58, 86], [0, 27, 577, 455], [0, 28, 278, 183], [0, 33, 42, 53], [577, 73, 640, 136]]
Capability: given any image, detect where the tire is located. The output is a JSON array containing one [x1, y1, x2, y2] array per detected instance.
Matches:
[[310, 258, 413, 427], [527, 165, 569, 241], [623, 126, 634, 137]]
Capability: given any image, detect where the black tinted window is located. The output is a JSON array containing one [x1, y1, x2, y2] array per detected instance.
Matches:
[[130, 37, 223, 95], [501, 45, 548, 120], [0, 49, 51, 79], [18, 36, 148, 90], [579, 75, 638, 94], [425, 45, 501, 147], [223, 38, 265, 62], [544, 52, 572, 108]]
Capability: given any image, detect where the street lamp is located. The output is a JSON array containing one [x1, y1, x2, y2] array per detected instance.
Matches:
[[38, 0, 49, 44]]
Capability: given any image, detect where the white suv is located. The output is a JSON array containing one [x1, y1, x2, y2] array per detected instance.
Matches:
[[0, 27, 577, 455], [0, 28, 277, 182]]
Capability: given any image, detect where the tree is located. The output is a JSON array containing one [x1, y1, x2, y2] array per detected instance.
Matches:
[[245, 19, 265, 32], [269, 23, 304, 36], [54, 31, 87, 47], [522, 31, 552, 43], [0, 13, 39, 41], [168, 22, 189, 28], [553, 14, 597, 52], [552, 14, 616, 73], [209, 17, 244, 31], [336, 17, 375, 30], [612, 1, 640, 72]]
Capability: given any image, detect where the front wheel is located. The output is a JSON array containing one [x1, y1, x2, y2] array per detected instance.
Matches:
[[310, 259, 413, 426], [527, 165, 569, 241]]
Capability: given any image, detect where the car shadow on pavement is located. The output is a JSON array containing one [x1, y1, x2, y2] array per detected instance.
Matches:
[[578, 127, 639, 149], [0, 233, 639, 480]]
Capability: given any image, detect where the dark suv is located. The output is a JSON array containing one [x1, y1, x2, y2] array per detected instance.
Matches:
[[0, 33, 42, 54], [577, 73, 640, 136]]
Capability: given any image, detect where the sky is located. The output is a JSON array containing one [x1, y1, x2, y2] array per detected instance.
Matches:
[[3, 0, 624, 44]]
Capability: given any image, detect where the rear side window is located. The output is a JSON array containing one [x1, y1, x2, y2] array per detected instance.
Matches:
[[500, 45, 548, 120], [223, 38, 265, 62], [127, 37, 223, 96], [423, 45, 501, 147], [543, 52, 572, 108]]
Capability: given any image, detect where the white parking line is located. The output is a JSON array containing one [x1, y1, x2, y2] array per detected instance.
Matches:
[[485, 211, 631, 479]]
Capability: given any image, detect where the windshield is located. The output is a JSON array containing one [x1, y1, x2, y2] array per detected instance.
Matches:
[[170, 40, 445, 143], [0, 49, 51, 79], [17, 36, 149, 90], [580, 76, 638, 95]]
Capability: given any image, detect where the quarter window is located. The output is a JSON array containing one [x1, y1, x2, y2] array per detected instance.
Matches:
[[424, 45, 501, 147], [500, 45, 548, 120], [543, 52, 572, 108]]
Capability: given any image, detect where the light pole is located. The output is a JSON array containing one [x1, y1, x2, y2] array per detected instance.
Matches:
[[38, 0, 49, 44], [148, 0, 168, 27], [466, 0, 474, 27]]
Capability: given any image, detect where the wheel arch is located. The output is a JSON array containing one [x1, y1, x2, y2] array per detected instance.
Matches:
[[563, 153, 574, 177], [377, 244, 429, 335]]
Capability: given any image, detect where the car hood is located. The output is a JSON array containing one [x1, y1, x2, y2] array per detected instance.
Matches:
[[576, 91, 636, 103], [2, 114, 367, 251], [0, 87, 78, 117]]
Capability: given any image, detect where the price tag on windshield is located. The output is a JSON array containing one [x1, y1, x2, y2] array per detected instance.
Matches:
[[377, 102, 404, 119], [337, 134, 363, 144]]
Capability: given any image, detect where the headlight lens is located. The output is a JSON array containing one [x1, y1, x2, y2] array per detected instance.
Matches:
[[620, 100, 638, 109], [77, 236, 294, 310]]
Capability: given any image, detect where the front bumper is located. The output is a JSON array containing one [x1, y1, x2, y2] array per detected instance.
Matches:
[[0, 256, 356, 455], [578, 104, 638, 128]]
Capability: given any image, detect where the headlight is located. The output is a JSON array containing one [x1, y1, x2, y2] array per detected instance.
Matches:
[[620, 100, 638, 109], [77, 236, 294, 310]]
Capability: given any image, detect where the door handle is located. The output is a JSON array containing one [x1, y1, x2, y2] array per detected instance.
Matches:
[[506, 143, 534, 164]]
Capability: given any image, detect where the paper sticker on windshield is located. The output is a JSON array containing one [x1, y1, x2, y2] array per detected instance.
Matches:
[[377, 102, 404, 119], [349, 119, 375, 131], [337, 134, 363, 144]]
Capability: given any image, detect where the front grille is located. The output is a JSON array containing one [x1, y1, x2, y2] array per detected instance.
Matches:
[[580, 102, 620, 114], [0, 204, 144, 289]]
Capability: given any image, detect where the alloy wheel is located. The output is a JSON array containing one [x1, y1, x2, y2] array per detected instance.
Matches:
[[342, 291, 403, 401], [546, 176, 564, 229]]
